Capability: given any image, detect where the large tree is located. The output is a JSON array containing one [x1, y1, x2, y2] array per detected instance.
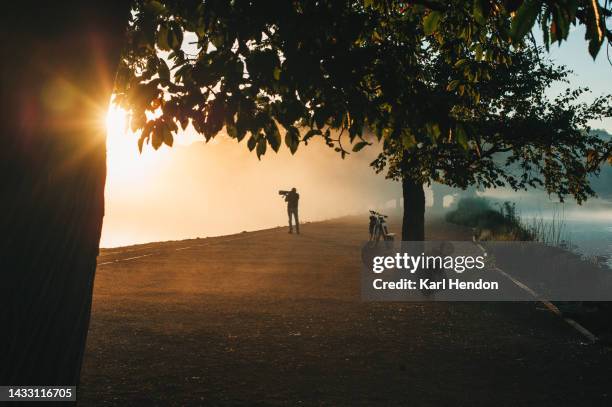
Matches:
[[0, 1, 131, 386], [2, 0, 611, 387], [118, 1, 612, 155], [371, 44, 612, 240], [118, 1, 612, 242]]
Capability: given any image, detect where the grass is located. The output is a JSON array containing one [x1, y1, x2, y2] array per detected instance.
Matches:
[[522, 205, 569, 247], [445, 197, 572, 245]]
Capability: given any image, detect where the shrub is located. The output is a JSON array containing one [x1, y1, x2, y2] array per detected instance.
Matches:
[[446, 197, 533, 240]]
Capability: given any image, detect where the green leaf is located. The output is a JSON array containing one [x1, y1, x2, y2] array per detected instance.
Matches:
[[313, 108, 327, 129], [427, 122, 441, 140], [455, 124, 469, 149], [235, 111, 248, 142], [510, 0, 541, 42], [423, 11, 443, 35], [157, 24, 171, 51], [152, 122, 163, 150], [247, 135, 257, 151], [145, 0, 166, 15], [157, 58, 170, 81], [227, 123, 238, 139], [474, 44, 483, 61], [352, 140, 369, 152], [454, 59, 468, 69], [138, 121, 154, 153], [447, 80, 461, 91], [162, 122, 173, 147], [236, 126, 247, 142], [285, 126, 300, 154], [541, 15, 551, 49], [169, 22, 184, 51], [211, 32, 225, 49], [179, 114, 189, 131], [256, 137, 267, 159], [401, 132, 416, 149], [266, 122, 282, 152], [588, 36, 603, 59], [303, 129, 322, 142], [473, 0, 489, 25], [555, 12, 570, 41]]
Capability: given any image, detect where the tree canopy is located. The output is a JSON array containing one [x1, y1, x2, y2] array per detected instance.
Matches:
[[372, 44, 612, 203], [117, 0, 385, 157], [116, 0, 612, 164], [383, 0, 612, 58], [109, 0, 612, 243]]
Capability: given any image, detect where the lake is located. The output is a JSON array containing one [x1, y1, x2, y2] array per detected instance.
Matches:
[[522, 207, 612, 269]]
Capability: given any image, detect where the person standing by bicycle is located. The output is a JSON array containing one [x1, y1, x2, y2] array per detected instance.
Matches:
[[285, 187, 300, 234]]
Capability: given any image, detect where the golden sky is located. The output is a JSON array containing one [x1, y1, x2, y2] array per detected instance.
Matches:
[[101, 106, 402, 247]]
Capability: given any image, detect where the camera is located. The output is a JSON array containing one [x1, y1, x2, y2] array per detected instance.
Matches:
[[278, 190, 291, 196]]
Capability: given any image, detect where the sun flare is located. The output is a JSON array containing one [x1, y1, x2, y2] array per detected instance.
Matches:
[[104, 105, 150, 177], [103, 104, 175, 189], [105, 105, 128, 139]]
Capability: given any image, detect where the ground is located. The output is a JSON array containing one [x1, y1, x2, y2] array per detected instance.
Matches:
[[80, 216, 612, 406]]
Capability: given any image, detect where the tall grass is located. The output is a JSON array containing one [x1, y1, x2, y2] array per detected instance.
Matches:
[[446, 197, 570, 245], [522, 205, 569, 247]]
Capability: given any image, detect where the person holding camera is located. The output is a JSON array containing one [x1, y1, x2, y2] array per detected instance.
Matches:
[[279, 187, 300, 234]]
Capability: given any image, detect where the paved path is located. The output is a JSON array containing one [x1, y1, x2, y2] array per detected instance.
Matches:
[[80, 216, 612, 406]]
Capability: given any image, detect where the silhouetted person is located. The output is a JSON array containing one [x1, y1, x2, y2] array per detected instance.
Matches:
[[285, 187, 300, 234]]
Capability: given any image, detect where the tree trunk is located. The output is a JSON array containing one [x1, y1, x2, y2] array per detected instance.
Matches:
[[401, 177, 426, 241], [0, 2, 130, 387]]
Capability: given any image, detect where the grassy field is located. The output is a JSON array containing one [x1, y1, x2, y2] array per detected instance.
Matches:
[[80, 216, 612, 406]]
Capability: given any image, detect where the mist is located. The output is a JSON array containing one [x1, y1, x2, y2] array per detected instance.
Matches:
[[101, 131, 402, 248], [102, 117, 612, 249]]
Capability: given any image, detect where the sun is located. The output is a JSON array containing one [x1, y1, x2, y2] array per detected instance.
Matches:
[[102, 101, 202, 184], [104, 105, 141, 176], [103, 104, 173, 184], [105, 105, 128, 140]]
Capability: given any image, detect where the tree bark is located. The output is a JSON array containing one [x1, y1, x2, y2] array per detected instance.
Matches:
[[401, 177, 426, 241], [0, 1, 130, 387]]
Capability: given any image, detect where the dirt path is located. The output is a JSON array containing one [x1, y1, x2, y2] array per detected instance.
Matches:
[[80, 216, 612, 406]]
